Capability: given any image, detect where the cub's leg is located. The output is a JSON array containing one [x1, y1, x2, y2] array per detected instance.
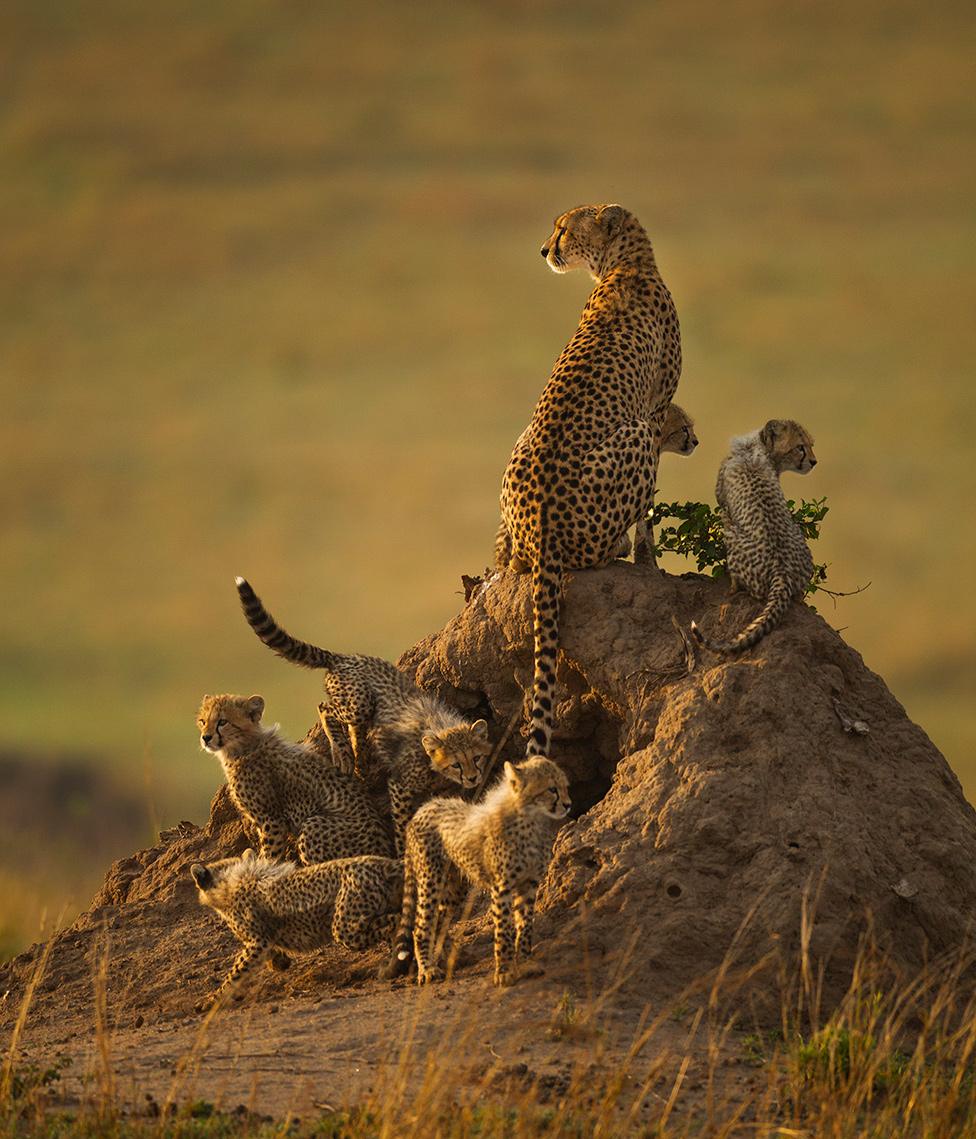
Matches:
[[205, 940, 268, 1009], [512, 885, 538, 961], [318, 704, 356, 775], [413, 863, 453, 985], [490, 884, 518, 987], [257, 818, 292, 861]]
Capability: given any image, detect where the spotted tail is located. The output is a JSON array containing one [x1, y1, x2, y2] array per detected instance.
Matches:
[[235, 577, 338, 671], [690, 574, 794, 656], [526, 547, 563, 758]]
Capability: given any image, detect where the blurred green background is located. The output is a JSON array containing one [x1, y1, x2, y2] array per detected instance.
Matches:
[[1, 0, 973, 955]]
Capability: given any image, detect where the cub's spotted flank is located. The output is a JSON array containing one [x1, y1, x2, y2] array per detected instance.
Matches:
[[235, 578, 490, 824], [192, 849, 402, 1004], [390, 757, 570, 987], [691, 419, 818, 655], [498, 204, 682, 757], [198, 693, 392, 863]]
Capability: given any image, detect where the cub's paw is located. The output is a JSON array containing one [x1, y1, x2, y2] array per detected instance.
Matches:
[[378, 950, 413, 982], [417, 967, 444, 986], [493, 969, 518, 988]]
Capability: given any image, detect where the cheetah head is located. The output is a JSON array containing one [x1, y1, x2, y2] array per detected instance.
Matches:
[[422, 718, 491, 790], [661, 403, 699, 457], [760, 420, 817, 475], [504, 757, 571, 820], [197, 694, 265, 757], [541, 204, 631, 279]]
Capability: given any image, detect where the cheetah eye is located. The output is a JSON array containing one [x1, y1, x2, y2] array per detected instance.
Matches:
[[217, 718, 228, 728]]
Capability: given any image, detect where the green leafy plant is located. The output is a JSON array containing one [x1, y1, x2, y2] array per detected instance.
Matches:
[[651, 496, 830, 596]]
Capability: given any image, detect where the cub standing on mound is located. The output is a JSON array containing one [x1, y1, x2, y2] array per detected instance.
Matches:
[[236, 578, 491, 850], [191, 848, 402, 1007], [389, 757, 571, 988], [497, 204, 682, 757], [198, 693, 392, 863], [691, 418, 818, 655]]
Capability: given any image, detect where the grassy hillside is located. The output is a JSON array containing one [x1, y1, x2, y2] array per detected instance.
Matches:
[[1, 0, 973, 948]]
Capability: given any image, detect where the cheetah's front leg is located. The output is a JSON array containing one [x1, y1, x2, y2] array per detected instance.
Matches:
[[258, 818, 292, 862], [203, 940, 267, 1010], [512, 884, 538, 961], [491, 885, 518, 987]]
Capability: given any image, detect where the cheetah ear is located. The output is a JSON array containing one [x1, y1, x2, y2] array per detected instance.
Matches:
[[504, 761, 524, 788], [421, 733, 440, 758], [471, 718, 488, 738], [596, 204, 625, 237], [760, 420, 786, 448], [246, 695, 265, 721], [241, 848, 256, 861], [190, 864, 213, 890]]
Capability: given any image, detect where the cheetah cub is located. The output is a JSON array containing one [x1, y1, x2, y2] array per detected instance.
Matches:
[[633, 402, 699, 564], [191, 848, 402, 1005], [198, 693, 393, 863], [365, 692, 492, 856], [691, 418, 817, 655], [236, 578, 490, 823], [390, 757, 571, 988]]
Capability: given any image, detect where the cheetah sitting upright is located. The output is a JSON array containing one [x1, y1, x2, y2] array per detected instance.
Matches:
[[198, 693, 393, 863], [691, 419, 818, 655], [389, 757, 570, 988], [497, 204, 682, 756], [236, 579, 491, 831], [191, 848, 402, 1006]]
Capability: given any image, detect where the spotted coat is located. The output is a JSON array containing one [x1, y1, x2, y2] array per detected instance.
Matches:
[[497, 204, 682, 757], [692, 419, 818, 654]]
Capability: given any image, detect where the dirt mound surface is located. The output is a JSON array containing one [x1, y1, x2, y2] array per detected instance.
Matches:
[[1, 563, 974, 1108]]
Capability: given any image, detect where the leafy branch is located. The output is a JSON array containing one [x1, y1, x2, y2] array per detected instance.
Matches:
[[651, 496, 838, 598]]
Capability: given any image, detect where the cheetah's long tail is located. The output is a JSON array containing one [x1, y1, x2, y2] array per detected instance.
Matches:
[[235, 577, 338, 671], [526, 542, 563, 758], [690, 574, 794, 656]]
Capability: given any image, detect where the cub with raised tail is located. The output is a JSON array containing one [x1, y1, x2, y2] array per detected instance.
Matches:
[[236, 578, 490, 838], [198, 693, 392, 863], [191, 849, 402, 1006], [390, 757, 570, 987], [691, 418, 817, 655]]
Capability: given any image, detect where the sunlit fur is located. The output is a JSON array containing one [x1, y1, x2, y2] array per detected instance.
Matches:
[[691, 418, 818, 655], [660, 402, 699, 456], [191, 847, 402, 1007], [197, 693, 392, 863], [541, 203, 628, 279], [390, 757, 571, 987]]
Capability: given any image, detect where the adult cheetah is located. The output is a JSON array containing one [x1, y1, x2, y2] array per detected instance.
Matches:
[[499, 203, 682, 755]]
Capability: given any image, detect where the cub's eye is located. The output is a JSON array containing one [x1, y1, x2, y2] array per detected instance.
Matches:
[[217, 719, 228, 728]]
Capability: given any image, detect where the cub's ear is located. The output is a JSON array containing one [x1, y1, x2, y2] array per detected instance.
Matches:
[[241, 848, 256, 861], [471, 718, 489, 738], [760, 420, 786, 448], [421, 733, 440, 758], [190, 864, 212, 890], [246, 695, 265, 721], [504, 761, 524, 788], [596, 204, 625, 237]]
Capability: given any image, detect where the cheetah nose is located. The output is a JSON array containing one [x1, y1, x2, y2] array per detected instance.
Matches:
[[202, 733, 213, 745], [540, 246, 549, 258], [809, 459, 817, 467]]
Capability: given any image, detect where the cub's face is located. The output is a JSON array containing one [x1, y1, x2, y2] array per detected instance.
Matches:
[[422, 719, 491, 789], [197, 694, 265, 755], [761, 420, 818, 475], [541, 204, 628, 277], [190, 849, 256, 907], [505, 758, 572, 820], [661, 403, 698, 456]]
